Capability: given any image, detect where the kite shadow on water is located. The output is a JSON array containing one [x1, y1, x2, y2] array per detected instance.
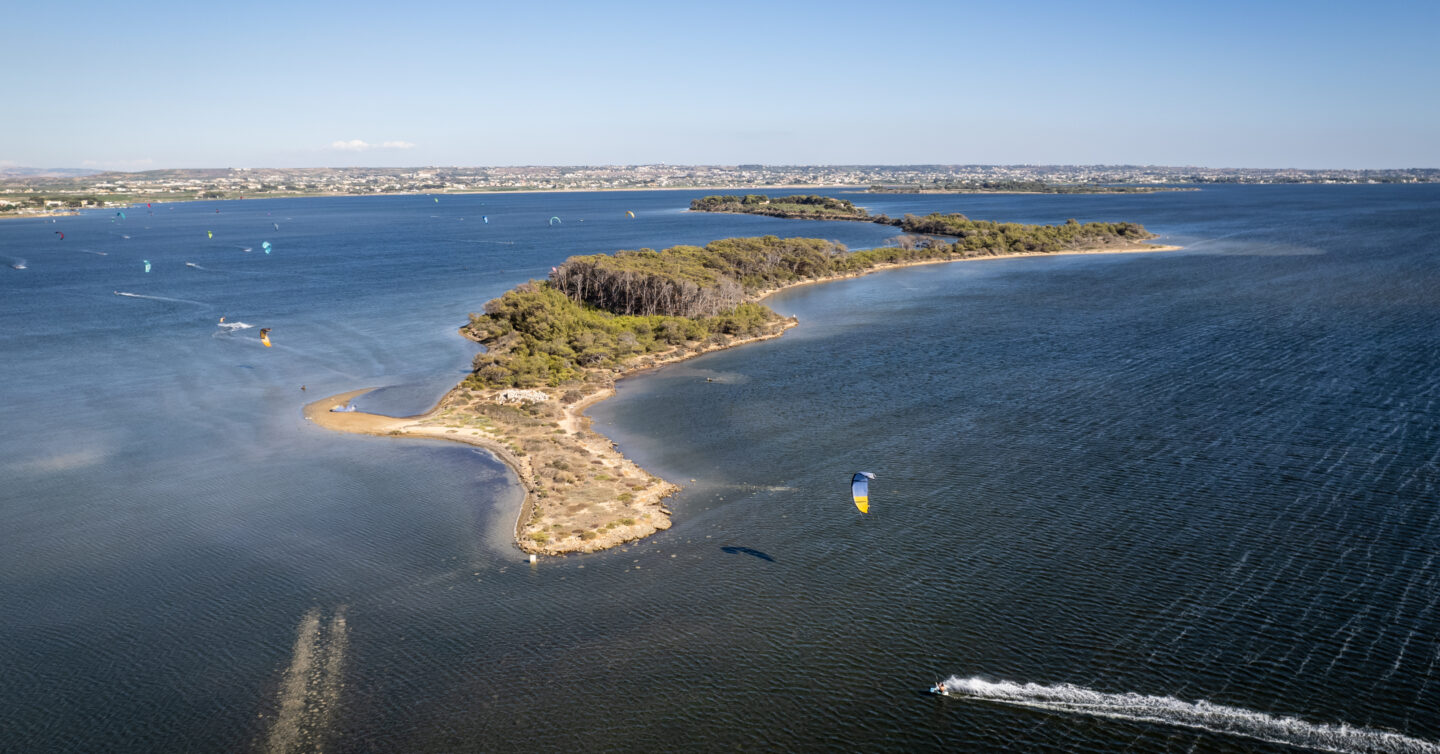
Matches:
[[720, 546, 775, 562]]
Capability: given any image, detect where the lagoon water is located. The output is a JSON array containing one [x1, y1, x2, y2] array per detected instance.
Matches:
[[1, 186, 1437, 752]]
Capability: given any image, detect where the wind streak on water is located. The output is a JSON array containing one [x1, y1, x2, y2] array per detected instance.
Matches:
[[112, 291, 209, 307], [940, 677, 1440, 753]]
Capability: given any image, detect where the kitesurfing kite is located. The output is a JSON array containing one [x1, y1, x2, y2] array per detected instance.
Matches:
[[116, 211, 126, 220], [549, 216, 561, 226], [143, 260, 151, 273], [625, 210, 635, 218], [55, 231, 64, 240], [261, 241, 272, 254], [259, 328, 272, 347], [207, 231, 213, 239], [482, 216, 488, 223], [273, 223, 279, 231], [851, 472, 876, 514]]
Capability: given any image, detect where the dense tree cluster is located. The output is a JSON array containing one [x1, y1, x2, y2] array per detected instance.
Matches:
[[552, 236, 851, 317], [689, 194, 869, 220], [897, 214, 1154, 253], [465, 282, 777, 389], [550, 249, 744, 317]]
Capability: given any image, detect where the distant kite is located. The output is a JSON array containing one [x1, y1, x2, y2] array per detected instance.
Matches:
[[259, 328, 272, 347]]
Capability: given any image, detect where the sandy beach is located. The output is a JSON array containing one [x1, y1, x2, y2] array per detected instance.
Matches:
[[306, 240, 1179, 556], [305, 321, 797, 556]]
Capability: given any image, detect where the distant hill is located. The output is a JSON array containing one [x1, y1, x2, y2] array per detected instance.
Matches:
[[0, 167, 103, 179]]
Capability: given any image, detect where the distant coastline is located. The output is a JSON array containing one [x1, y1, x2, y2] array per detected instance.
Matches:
[[5, 163, 1434, 218], [0, 184, 867, 219]]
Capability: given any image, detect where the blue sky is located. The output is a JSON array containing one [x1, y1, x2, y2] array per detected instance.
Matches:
[[3, 0, 1436, 169]]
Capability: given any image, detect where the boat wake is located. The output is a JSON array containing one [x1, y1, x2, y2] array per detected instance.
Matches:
[[6, 257, 25, 270], [184, 261, 205, 269], [935, 677, 1439, 753]]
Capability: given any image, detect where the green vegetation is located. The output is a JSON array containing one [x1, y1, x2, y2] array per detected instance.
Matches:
[[465, 215, 1155, 389], [465, 281, 779, 388], [689, 195, 1155, 253], [896, 214, 1154, 253], [689, 194, 869, 221], [551, 236, 850, 315]]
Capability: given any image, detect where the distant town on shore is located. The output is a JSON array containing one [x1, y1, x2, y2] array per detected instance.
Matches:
[[2, 163, 1435, 215]]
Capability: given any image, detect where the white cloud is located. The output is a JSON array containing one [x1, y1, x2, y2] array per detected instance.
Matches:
[[330, 139, 415, 151]]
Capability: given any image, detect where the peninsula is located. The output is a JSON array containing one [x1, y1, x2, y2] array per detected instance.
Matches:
[[309, 219, 1173, 556], [690, 194, 1159, 254]]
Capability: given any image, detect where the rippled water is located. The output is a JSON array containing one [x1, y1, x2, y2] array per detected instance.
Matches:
[[1, 186, 1437, 751]]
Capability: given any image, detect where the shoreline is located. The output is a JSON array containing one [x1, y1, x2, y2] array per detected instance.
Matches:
[[745, 242, 1182, 300], [305, 240, 1179, 556], [0, 184, 872, 219]]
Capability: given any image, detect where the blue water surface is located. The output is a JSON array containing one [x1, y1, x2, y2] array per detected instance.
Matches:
[[1, 186, 1437, 752]]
